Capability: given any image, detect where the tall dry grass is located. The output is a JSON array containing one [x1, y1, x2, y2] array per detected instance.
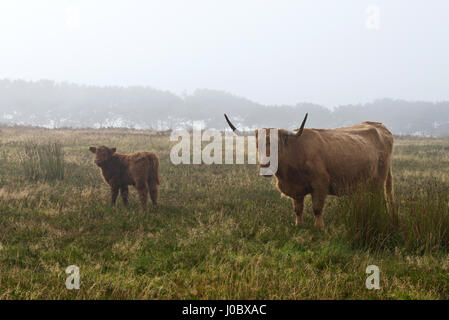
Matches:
[[401, 179, 449, 253], [338, 180, 449, 254], [339, 187, 399, 251], [18, 141, 65, 182]]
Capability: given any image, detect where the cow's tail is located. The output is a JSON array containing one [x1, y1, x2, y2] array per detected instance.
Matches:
[[148, 154, 160, 185], [385, 166, 393, 206]]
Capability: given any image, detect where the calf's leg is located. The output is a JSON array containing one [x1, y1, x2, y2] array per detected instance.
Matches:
[[120, 185, 129, 206], [110, 186, 119, 206], [135, 180, 149, 211], [148, 180, 158, 207]]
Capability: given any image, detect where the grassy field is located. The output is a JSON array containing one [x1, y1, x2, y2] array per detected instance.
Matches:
[[0, 126, 449, 299]]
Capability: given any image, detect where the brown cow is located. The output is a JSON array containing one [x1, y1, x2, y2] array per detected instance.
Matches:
[[224, 114, 393, 228], [89, 146, 160, 210]]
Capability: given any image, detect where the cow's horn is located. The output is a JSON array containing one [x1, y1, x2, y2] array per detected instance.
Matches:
[[224, 114, 254, 136], [296, 113, 308, 136]]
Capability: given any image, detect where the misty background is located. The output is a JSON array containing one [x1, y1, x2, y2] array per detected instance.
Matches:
[[1, 1, 449, 135]]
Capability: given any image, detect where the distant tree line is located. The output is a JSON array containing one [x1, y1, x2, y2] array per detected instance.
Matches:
[[1, 79, 449, 136]]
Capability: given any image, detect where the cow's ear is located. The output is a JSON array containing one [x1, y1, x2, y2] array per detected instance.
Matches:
[[89, 147, 96, 153], [110, 147, 116, 153]]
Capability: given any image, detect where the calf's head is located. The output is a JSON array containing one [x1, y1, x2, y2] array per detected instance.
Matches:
[[89, 146, 117, 167], [224, 113, 308, 176]]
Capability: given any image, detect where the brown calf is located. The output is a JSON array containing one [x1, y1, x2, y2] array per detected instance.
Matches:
[[89, 146, 160, 210]]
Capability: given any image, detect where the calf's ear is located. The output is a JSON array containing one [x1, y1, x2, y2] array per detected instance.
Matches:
[[89, 147, 96, 153], [111, 147, 117, 153]]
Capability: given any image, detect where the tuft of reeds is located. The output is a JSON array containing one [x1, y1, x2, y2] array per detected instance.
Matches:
[[401, 179, 449, 253], [18, 141, 65, 182], [338, 186, 400, 251], [338, 180, 449, 254]]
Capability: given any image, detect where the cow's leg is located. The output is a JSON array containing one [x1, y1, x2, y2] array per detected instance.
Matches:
[[292, 196, 305, 226], [148, 180, 158, 208], [311, 190, 326, 228], [110, 186, 119, 206], [120, 185, 129, 206], [135, 180, 149, 211]]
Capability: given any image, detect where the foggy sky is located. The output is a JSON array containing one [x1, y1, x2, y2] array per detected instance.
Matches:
[[1, 0, 448, 108]]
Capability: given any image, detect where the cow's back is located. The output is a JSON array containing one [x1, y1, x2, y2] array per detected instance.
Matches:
[[302, 122, 393, 194], [328, 121, 393, 153], [124, 152, 159, 185]]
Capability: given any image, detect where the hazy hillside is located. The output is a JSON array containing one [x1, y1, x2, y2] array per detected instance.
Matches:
[[1, 79, 448, 136]]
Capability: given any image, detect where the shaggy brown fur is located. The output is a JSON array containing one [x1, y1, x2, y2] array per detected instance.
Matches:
[[256, 122, 394, 228], [226, 115, 393, 229], [89, 146, 160, 210]]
